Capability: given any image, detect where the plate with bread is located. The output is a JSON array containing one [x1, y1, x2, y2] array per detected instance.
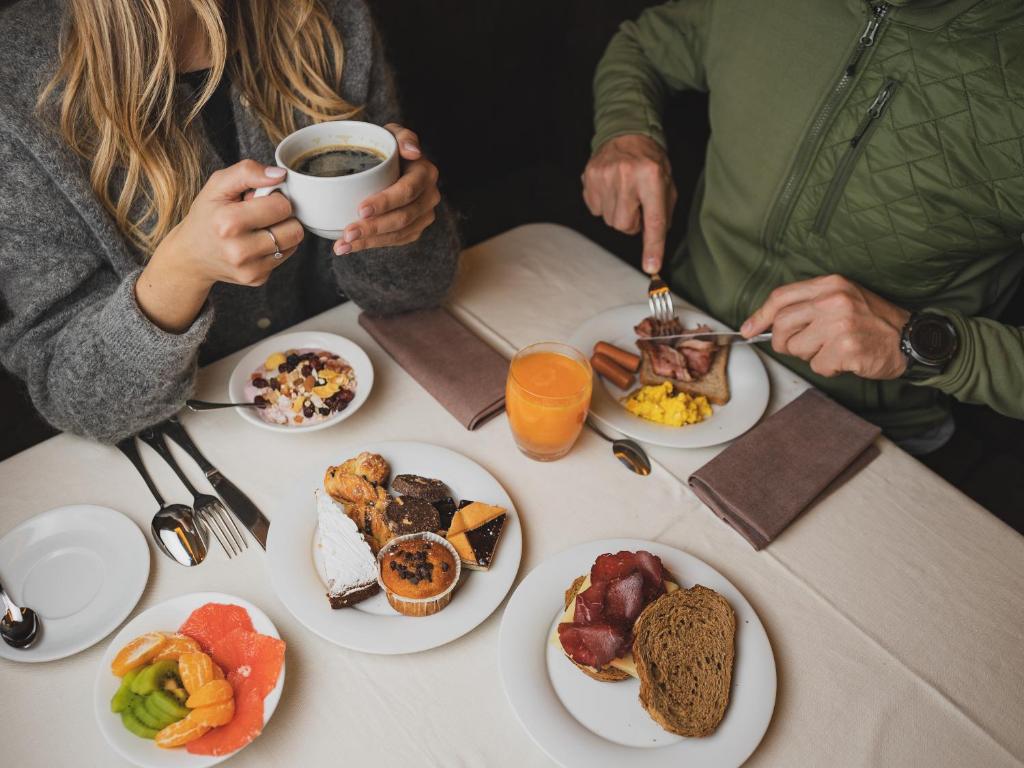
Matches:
[[266, 441, 521, 654], [568, 305, 769, 448], [499, 539, 775, 768]]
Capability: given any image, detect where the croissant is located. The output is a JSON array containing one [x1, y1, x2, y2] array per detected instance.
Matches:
[[324, 467, 377, 505], [338, 451, 390, 485]]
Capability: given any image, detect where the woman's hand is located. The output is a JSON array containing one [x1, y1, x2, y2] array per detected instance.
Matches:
[[333, 123, 441, 255], [137, 160, 304, 332], [740, 274, 911, 380], [582, 134, 678, 275]]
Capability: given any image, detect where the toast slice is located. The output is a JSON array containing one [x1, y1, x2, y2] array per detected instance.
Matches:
[[562, 576, 631, 682], [633, 585, 735, 737], [638, 343, 731, 405]]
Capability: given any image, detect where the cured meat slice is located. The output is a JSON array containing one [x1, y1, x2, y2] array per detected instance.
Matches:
[[637, 340, 693, 381], [574, 578, 607, 624], [603, 570, 645, 625], [557, 623, 629, 668]]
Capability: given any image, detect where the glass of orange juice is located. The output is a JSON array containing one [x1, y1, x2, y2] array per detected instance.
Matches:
[[506, 342, 593, 461]]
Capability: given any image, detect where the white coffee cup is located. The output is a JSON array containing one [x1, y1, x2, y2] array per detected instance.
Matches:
[[255, 120, 400, 240]]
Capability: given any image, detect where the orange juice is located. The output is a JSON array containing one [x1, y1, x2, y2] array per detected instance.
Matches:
[[506, 343, 592, 461]]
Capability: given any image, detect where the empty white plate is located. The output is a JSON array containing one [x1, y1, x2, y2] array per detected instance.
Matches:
[[0, 504, 150, 663], [267, 441, 522, 654], [227, 330, 373, 433], [568, 304, 770, 448], [499, 538, 776, 768], [94, 592, 285, 768]]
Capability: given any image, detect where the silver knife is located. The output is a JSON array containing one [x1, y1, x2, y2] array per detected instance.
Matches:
[[636, 331, 772, 345], [160, 417, 270, 549]]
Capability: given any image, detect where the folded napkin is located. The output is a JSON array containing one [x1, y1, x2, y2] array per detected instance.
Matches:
[[688, 389, 881, 550], [359, 308, 508, 430]]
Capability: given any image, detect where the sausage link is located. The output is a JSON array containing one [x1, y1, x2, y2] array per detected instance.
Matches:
[[591, 352, 634, 390], [593, 341, 640, 373]]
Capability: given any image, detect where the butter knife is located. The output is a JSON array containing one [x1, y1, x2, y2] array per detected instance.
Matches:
[[160, 417, 270, 549], [636, 331, 772, 345]]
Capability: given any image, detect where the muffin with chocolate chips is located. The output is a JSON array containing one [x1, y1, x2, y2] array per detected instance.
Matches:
[[377, 532, 461, 616]]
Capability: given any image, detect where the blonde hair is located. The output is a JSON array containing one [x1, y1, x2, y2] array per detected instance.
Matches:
[[39, 0, 361, 254]]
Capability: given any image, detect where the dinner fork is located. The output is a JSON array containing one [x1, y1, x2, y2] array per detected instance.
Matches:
[[138, 429, 248, 558], [647, 273, 676, 322]]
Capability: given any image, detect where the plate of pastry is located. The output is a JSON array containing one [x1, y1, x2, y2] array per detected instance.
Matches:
[[266, 441, 522, 654], [498, 539, 776, 768], [568, 304, 769, 448]]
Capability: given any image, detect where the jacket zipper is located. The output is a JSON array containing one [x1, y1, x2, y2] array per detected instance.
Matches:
[[812, 79, 899, 235], [735, 2, 890, 318]]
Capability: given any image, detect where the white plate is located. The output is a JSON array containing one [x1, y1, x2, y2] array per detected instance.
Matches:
[[0, 505, 149, 663], [266, 441, 522, 654], [568, 304, 770, 448], [499, 538, 776, 768], [94, 592, 285, 768], [228, 331, 373, 433]]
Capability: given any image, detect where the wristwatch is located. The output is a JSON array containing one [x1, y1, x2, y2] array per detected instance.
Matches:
[[899, 312, 959, 380]]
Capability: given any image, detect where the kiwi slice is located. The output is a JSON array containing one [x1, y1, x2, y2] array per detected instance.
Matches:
[[110, 669, 142, 713], [142, 694, 180, 729], [163, 677, 188, 703], [130, 660, 181, 696], [131, 698, 168, 730], [147, 690, 189, 720], [121, 709, 159, 739]]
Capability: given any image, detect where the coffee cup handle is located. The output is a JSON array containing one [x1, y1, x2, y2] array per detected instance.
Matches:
[[253, 183, 287, 200]]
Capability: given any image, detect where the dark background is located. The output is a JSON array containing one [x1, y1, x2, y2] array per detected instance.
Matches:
[[1, 0, 1021, 528]]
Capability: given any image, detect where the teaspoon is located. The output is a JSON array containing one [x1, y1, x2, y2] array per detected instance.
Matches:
[[186, 399, 265, 412], [116, 438, 209, 567], [586, 419, 652, 476], [0, 580, 38, 649]]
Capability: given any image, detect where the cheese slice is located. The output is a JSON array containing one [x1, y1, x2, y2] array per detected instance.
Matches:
[[550, 574, 679, 678]]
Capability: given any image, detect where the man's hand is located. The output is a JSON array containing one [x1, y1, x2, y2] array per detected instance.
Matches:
[[582, 134, 677, 274], [741, 274, 911, 380]]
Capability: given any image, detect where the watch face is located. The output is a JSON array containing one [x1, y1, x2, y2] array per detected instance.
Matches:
[[909, 316, 956, 364]]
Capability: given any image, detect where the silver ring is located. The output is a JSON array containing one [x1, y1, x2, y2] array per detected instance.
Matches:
[[265, 228, 284, 260]]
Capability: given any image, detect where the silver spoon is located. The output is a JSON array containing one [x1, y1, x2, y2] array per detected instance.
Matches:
[[0, 580, 38, 649], [186, 399, 266, 412], [116, 438, 209, 567], [586, 419, 652, 476]]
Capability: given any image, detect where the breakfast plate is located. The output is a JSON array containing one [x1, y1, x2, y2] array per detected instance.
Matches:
[[94, 592, 285, 768], [228, 330, 373, 433], [0, 504, 150, 663], [499, 538, 776, 768], [266, 441, 522, 654], [568, 304, 769, 448]]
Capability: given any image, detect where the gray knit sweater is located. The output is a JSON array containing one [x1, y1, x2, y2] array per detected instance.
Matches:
[[0, 0, 459, 443]]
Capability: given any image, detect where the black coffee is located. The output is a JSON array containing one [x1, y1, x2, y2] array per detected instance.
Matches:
[[292, 145, 384, 177]]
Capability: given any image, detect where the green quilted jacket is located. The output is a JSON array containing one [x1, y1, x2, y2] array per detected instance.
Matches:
[[593, 0, 1024, 441]]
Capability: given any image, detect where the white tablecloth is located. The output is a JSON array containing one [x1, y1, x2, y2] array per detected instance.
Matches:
[[1, 224, 1022, 768]]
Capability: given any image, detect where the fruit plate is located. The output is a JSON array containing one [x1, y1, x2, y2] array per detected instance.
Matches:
[[498, 539, 776, 768], [568, 304, 770, 448], [266, 441, 522, 654], [0, 504, 150, 663], [227, 330, 373, 433], [94, 592, 285, 768]]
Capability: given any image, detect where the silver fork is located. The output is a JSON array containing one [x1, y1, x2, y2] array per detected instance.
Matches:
[[138, 429, 248, 557], [647, 273, 676, 322]]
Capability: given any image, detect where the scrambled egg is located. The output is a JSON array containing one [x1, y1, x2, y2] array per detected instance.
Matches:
[[624, 382, 712, 427]]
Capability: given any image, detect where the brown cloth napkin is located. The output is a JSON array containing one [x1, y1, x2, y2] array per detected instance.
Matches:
[[688, 389, 881, 550], [359, 308, 509, 430]]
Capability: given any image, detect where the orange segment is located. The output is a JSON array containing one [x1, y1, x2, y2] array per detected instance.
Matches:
[[155, 716, 210, 749], [186, 679, 234, 709], [186, 685, 262, 756], [212, 663, 225, 680], [111, 632, 168, 677], [153, 633, 202, 662], [189, 699, 235, 728], [178, 652, 214, 695]]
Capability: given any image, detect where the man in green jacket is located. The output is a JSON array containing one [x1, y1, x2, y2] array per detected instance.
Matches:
[[584, 0, 1023, 453]]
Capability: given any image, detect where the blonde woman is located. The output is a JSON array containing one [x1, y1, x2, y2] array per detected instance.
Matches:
[[0, 0, 457, 442]]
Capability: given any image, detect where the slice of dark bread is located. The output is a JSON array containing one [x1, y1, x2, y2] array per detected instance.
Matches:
[[561, 575, 630, 682], [633, 585, 735, 737], [638, 344, 731, 405]]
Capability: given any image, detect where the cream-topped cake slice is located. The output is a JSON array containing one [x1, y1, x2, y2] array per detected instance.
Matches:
[[315, 489, 379, 608]]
